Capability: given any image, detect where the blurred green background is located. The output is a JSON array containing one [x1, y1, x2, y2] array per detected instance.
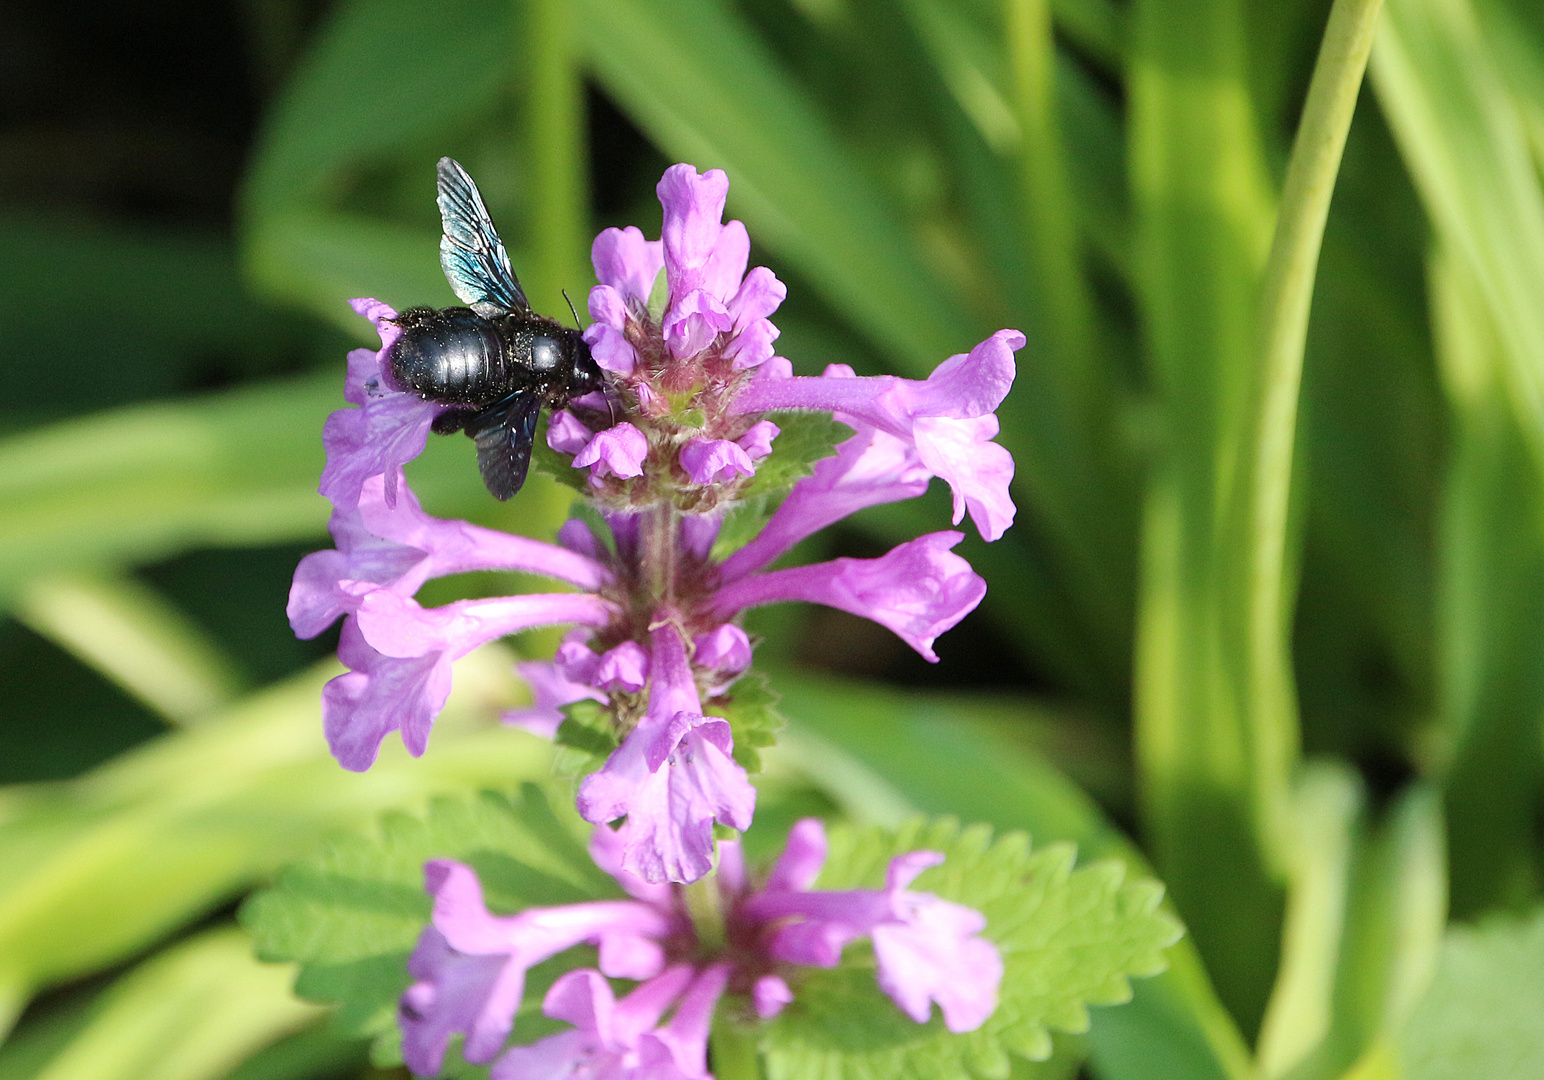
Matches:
[[4, 0, 1544, 1077]]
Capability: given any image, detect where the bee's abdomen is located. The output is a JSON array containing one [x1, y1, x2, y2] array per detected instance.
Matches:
[[387, 307, 514, 404]]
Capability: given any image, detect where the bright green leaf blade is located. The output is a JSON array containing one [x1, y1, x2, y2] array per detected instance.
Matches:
[[1255, 764, 1364, 1080], [13, 573, 245, 727], [241, 785, 615, 1063], [0, 647, 545, 1018], [25, 927, 318, 1080], [1396, 908, 1544, 1080], [1127, 0, 1283, 1031], [243, 0, 508, 213], [576, 0, 976, 378], [1373, 0, 1544, 475], [763, 819, 1182, 1080], [0, 372, 533, 603], [1426, 248, 1544, 915]]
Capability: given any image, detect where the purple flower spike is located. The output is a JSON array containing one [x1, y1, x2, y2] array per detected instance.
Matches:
[[871, 881, 1003, 1032], [352, 590, 614, 661], [577, 622, 755, 883], [693, 624, 752, 677], [595, 641, 650, 693], [289, 474, 615, 641], [547, 410, 595, 454], [400, 859, 681, 1075], [398, 820, 1001, 1072], [713, 532, 986, 662], [736, 420, 780, 460], [680, 438, 755, 485], [753, 974, 795, 1019], [321, 592, 612, 770]]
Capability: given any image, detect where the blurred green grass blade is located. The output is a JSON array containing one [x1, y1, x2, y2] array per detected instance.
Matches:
[[1128, 0, 1280, 1032], [0, 374, 335, 598], [1476, 0, 1544, 155], [0, 373, 503, 603], [13, 574, 245, 727], [221, 1026, 366, 1080], [1003, 0, 1138, 650], [576, 0, 977, 377], [525, 0, 592, 315], [246, 212, 458, 331], [768, 671, 1254, 1080], [1334, 786, 1446, 1062], [1260, 783, 1445, 1080], [1233, 0, 1383, 858], [1426, 249, 1544, 915], [243, 0, 509, 214], [880, 0, 1138, 671], [24, 927, 317, 1080], [1372, 0, 1544, 474], [1256, 764, 1364, 1079], [1051, 0, 1125, 68], [0, 648, 547, 1025], [240, 0, 515, 322]]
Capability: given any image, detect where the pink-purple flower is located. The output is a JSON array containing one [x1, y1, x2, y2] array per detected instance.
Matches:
[[399, 819, 1001, 1077], [290, 161, 1021, 880]]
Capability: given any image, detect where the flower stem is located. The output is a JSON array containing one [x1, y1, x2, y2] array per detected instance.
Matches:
[[682, 868, 726, 951], [1237, 0, 1385, 863], [709, 1013, 762, 1080]]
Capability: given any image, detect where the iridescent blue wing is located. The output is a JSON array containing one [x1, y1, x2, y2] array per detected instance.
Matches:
[[470, 392, 541, 500], [436, 157, 530, 317]]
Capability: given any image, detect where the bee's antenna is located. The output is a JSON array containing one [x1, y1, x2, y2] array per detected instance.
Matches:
[[562, 289, 582, 328]]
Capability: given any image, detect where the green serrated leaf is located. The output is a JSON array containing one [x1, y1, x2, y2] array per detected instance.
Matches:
[[763, 819, 1183, 1080], [239, 786, 617, 1064], [553, 700, 621, 778], [708, 673, 786, 773], [709, 412, 853, 563], [740, 412, 853, 501]]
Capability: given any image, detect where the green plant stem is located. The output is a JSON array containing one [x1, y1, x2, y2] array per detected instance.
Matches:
[[709, 1015, 762, 1080], [525, 0, 589, 312], [1237, 0, 1385, 865]]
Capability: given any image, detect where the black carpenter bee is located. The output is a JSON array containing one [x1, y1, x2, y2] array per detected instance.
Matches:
[[386, 157, 606, 499]]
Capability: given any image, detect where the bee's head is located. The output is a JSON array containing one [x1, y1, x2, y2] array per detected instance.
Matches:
[[563, 329, 606, 397]]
